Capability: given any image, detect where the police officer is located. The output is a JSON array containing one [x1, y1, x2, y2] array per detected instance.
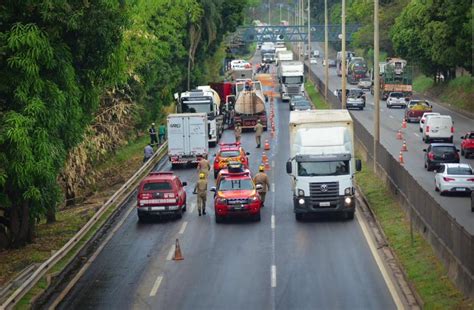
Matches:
[[149, 123, 158, 146], [197, 157, 211, 178], [194, 173, 208, 216], [253, 165, 270, 206], [234, 122, 242, 143], [254, 119, 264, 148]]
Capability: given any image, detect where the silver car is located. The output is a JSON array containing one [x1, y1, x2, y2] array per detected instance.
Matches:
[[357, 78, 372, 90], [435, 163, 474, 195], [386, 92, 407, 108]]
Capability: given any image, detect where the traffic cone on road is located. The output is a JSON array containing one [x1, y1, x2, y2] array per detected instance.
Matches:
[[172, 238, 184, 261], [396, 130, 403, 140], [402, 119, 407, 129], [264, 159, 271, 171], [262, 152, 268, 163], [264, 140, 271, 151], [401, 140, 408, 152], [398, 151, 404, 165]]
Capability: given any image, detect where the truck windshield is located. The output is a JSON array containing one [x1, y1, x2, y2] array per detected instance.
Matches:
[[297, 160, 350, 176], [182, 100, 213, 114], [283, 76, 303, 84]]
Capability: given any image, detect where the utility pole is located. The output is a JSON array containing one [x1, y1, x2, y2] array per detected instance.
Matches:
[[324, 0, 329, 100], [373, 0, 380, 172], [307, 0, 311, 61], [341, 0, 347, 109], [268, 0, 271, 25], [287, 5, 290, 23], [279, 3, 282, 23]]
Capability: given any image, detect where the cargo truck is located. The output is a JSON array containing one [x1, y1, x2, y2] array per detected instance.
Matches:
[[233, 80, 267, 130], [167, 113, 208, 169], [275, 50, 293, 66], [277, 61, 305, 101], [286, 110, 362, 221]]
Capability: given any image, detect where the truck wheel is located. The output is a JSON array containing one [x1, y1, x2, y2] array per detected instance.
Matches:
[[171, 163, 178, 170], [176, 208, 183, 219], [183, 201, 187, 212], [209, 141, 216, 147], [138, 214, 148, 223], [424, 136, 430, 143], [295, 213, 304, 221]]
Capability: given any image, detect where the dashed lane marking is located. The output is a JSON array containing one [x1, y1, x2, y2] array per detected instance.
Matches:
[[149, 275, 163, 297], [271, 215, 275, 230], [166, 244, 175, 261], [271, 183, 275, 192], [271, 265, 277, 288], [389, 115, 394, 119], [414, 133, 420, 138], [178, 221, 188, 234]]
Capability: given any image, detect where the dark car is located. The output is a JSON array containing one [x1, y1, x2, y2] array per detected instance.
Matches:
[[136, 172, 187, 221], [423, 143, 460, 171], [289, 95, 307, 111], [293, 100, 313, 111]]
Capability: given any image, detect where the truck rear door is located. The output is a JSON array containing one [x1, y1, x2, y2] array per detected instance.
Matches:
[[167, 116, 186, 156], [189, 114, 208, 155]]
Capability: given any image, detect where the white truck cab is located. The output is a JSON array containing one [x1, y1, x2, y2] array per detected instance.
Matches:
[[278, 61, 305, 102], [286, 110, 361, 221]]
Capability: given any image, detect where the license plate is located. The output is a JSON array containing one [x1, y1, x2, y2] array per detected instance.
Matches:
[[233, 205, 244, 210], [431, 129, 438, 133], [149, 206, 165, 211], [319, 202, 330, 207]]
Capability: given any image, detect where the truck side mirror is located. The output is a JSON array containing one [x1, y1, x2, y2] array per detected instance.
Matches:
[[286, 161, 292, 174], [356, 159, 362, 172]]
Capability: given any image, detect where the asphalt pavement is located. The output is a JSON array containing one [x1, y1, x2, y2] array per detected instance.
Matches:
[[308, 42, 474, 234], [57, 64, 398, 310]]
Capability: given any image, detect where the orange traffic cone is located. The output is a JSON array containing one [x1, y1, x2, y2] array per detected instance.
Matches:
[[396, 130, 403, 140], [264, 160, 271, 171], [264, 140, 270, 150], [402, 119, 407, 129], [398, 151, 404, 165], [401, 140, 408, 152], [172, 238, 184, 261], [262, 152, 268, 163]]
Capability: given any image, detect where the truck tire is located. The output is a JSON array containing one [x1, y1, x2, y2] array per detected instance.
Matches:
[[176, 208, 183, 219], [138, 214, 148, 223]]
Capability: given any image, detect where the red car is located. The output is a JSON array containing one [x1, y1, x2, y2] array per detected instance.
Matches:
[[211, 163, 262, 223], [213, 142, 250, 178], [461, 132, 474, 158], [136, 172, 187, 221], [404, 100, 432, 123]]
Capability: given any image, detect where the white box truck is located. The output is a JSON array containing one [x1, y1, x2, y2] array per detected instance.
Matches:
[[276, 50, 293, 66], [278, 61, 305, 101], [286, 110, 362, 221], [167, 113, 208, 168]]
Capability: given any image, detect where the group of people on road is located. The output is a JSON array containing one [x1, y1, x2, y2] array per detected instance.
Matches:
[[256, 63, 270, 74], [143, 122, 167, 163], [234, 119, 264, 148]]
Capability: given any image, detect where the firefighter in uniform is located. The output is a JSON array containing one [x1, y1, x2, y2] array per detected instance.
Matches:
[[234, 122, 242, 143], [253, 165, 270, 206], [254, 119, 264, 148], [194, 173, 208, 216], [197, 157, 211, 178]]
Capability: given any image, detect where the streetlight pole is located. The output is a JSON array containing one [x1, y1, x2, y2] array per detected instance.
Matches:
[[279, 3, 282, 23], [373, 0, 380, 171], [341, 0, 347, 109], [268, 0, 271, 25], [324, 0, 329, 100], [307, 0, 311, 62]]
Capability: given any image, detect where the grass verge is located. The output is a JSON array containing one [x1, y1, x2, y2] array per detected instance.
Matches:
[[413, 75, 434, 93], [305, 80, 330, 109], [356, 158, 473, 309]]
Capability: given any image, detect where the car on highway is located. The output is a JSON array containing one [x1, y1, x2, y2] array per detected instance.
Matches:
[[357, 77, 372, 90], [386, 92, 408, 108], [405, 100, 432, 123], [322, 59, 336, 67], [211, 162, 263, 223], [136, 172, 187, 221], [422, 115, 454, 143], [293, 100, 313, 111], [230, 59, 251, 70], [423, 143, 460, 171], [419, 112, 440, 132], [461, 132, 474, 158], [345, 88, 366, 110], [310, 57, 318, 64], [213, 142, 250, 178], [434, 163, 474, 196], [311, 50, 320, 58], [289, 94, 307, 111]]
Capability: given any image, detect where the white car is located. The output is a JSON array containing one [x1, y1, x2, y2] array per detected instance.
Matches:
[[231, 60, 251, 70], [419, 112, 440, 132], [357, 78, 372, 90], [310, 57, 318, 64], [435, 163, 474, 195], [386, 92, 407, 108]]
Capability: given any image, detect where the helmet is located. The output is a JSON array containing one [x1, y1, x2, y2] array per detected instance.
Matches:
[[199, 173, 205, 179], [259, 165, 265, 172]]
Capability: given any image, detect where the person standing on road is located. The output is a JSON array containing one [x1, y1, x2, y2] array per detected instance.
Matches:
[[158, 123, 166, 145], [194, 173, 208, 216], [234, 122, 242, 143], [197, 157, 211, 178], [254, 119, 264, 148], [143, 144, 154, 163], [253, 165, 270, 206], [149, 123, 158, 146]]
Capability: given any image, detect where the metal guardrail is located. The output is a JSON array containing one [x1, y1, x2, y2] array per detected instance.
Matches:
[[1, 142, 168, 309]]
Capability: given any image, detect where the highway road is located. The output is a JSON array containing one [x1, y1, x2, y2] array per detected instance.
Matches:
[[55, 73, 399, 309], [308, 42, 474, 234]]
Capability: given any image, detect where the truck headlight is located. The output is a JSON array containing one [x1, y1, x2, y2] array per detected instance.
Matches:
[[344, 197, 352, 205], [344, 187, 353, 195], [297, 189, 305, 196], [298, 198, 305, 205]]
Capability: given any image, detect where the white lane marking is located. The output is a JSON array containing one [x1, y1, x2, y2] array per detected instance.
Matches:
[[166, 244, 175, 261], [414, 133, 420, 138], [189, 203, 195, 214], [178, 221, 188, 234], [271, 183, 275, 192], [389, 115, 394, 119], [355, 211, 404, 309], [149, 275, 163, 297], [272, 160, 275, 168], [271, 265, 277, 288], [271, 215, 275, 230]]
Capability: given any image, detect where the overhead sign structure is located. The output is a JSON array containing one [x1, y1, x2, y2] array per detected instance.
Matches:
[[239, 25, 360, 43]]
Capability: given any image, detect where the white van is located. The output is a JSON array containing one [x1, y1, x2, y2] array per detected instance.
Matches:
[[422, 115, 454, 143], [419, 112, 440, 132]]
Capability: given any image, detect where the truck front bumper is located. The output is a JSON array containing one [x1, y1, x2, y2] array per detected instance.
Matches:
[[293, 195, 355, 214]]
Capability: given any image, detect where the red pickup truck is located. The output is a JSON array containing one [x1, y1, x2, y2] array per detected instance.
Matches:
[[404, 100, 432, 123], [461, 132, 474, 158]]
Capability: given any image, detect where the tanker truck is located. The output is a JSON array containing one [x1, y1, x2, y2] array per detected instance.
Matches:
[[233, 80, 267, 130]]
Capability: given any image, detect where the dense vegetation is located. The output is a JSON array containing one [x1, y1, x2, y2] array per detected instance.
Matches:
[[310, 0, 472, 80], [0, 0, 250, 248]]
